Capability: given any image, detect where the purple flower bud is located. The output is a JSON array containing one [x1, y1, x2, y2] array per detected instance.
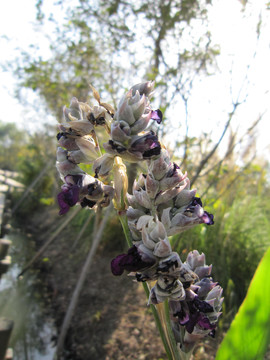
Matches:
[[130, 112, 152, 134], [155, 183, 187, 206], [56, 148, 85, 180], [103, 131, 161, 162], [130, 93, 148, 120], [126, 207, 145, 221], [175, 188, 197, 208], [130, 81, 155, 98], [57, 172, 114, 213], [133, 189, 152, 209], [130, 132, 161, 159], [116, 98, 136, 125], [186, 250, 206, 269], [111, 121, 131, 143], [149, 277, 185, 305], [153, 238, 172, 258], [159, 168, 187, 191], [165, 196, 214, 236], [93, 154, 114, 177], [195, 278, 218, 298], [59, 120, 94, 136], [57, 133, 79, 151], [63, 97, 82, 121], [157, 252, 182, 275], [197, 314, 216, 331], [148, 149, 171, 180], [194, 265, 212, 279]]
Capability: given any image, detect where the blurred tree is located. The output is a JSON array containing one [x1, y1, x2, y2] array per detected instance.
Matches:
[[15, 130, 57, 212], [0, 121, 28, 170], [16, 0, 218, 120]]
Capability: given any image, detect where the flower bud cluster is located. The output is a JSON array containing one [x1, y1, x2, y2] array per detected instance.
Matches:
[[56, 82, 163, 214], [169, 250, 223, 352], [111, 228, 222, 350], [56, 95, 115, 214], [111, 221, 222, 348], [94, 82, 163, 177], [111, 215, 193, 305], [127, 148, 213, 240]]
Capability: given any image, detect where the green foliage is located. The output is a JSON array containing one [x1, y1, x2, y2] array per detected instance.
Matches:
[[172, 162, 270, 319], [216, 247, 270, 360], [101, 215, 126, 252], [0, 121, 28, 170]]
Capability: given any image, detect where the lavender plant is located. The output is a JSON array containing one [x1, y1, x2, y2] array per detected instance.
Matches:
[[56, 82, 223, 359]]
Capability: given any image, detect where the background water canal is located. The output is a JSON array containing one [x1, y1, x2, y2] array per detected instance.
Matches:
[[0, 229, 56, 359]]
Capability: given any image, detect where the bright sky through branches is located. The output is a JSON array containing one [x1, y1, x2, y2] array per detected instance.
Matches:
[[0, 0, 269, 156]]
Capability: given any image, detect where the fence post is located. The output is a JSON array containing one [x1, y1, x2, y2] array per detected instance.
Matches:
[[0, 318, 14, 360]]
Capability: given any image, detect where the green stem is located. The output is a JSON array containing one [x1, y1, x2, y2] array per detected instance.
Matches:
[[118, 211, 174, 360], [163, 300, 182, 360], [118, 213, 133, 247], [164, 301, 193, 360], [142, 282, 173, 360]]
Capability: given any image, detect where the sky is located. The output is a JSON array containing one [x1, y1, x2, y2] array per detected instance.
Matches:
[[0, 0, 269, 157]]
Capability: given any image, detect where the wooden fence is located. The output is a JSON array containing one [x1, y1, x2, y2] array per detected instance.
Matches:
[[0, 170, 24, 360]]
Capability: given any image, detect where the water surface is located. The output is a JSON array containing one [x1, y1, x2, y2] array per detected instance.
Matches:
[[0, 230, 56, 360]]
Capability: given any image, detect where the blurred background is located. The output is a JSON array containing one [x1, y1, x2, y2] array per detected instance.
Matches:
[[0, 0, 269, 359]]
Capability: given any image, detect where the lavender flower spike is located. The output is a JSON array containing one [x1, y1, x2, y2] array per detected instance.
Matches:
[[54, 81, 222, 359]]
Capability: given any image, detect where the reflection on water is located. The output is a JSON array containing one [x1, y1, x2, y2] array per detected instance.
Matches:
[[0, 230, 56, 360]]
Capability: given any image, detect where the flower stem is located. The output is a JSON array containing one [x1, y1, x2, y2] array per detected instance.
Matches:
[[118, 211, 174, 360], [142, 282, 174, 360], [118, 212, 133, 247], [163, 300, 181, 360]]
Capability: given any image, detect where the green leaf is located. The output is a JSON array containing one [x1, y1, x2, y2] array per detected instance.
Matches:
[[216, 247, 270, 360]]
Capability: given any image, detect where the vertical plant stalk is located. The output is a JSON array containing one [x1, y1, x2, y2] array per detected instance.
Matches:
[[71, 212, 94, 250], [118, 211, 174, 360], [18, 206, 81, 277], [163, 300, 192, 360]]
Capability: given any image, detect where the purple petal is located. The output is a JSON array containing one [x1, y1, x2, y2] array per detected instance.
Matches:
[[111, 245, 155, 276], [197, 314, 216, 331], [173, 302, 190, 325], [185, 312, 199, 334], [111, 254, 128, 276], [151, 109, 163, 124], [131, 132, 161, 158], [57, 192, 71, 215], [191, 197, 203, 207], [179, 311, 190, 326], [57, 185, 80, 215], [194, 297, 214, 313], [202, 211, 214, 225]]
